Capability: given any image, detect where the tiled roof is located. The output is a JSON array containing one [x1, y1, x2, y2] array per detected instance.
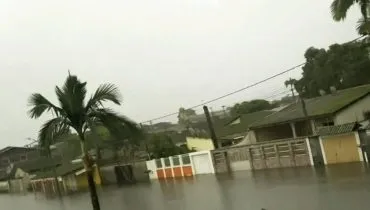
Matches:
[[32, 162, 84, 180], [219, 110, 275, 138], [250, 84, 370, 128], [317, 122, 359, 136]]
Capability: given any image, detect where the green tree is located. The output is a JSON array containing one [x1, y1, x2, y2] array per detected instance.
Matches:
[[177, 108, 196, 126], [230, 99, 275, 117], [284, 78, 297, 97], [295, 41, 370, 97], [331, 0, 370, 34], [148, 134, 191, 159], [28, 74, 140, 210]]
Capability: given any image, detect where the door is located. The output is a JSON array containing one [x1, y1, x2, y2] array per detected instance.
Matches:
[[191, 153, 212, 174], [322, 133, 360, 164]]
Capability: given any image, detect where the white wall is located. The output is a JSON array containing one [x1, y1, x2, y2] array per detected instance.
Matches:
[[334, 95, 370, 124], [190, 151, 215, 174], [145, 160, 157, 179]]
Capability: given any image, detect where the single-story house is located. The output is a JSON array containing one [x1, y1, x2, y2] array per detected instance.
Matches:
[[31, 162, 101, 195], [249, 84, 370, 142], [0, 157, 61, 193], [219, 110, 275, 146], [185, 111, 275, 149]]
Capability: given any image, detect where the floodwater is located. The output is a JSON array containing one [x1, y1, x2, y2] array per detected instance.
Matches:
[[2, 163, 370, 210]]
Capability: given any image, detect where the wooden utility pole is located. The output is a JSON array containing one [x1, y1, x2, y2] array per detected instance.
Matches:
[[203, 106, 219, 149], [290, 84, 295, 98], [299, 95, 308, 117]]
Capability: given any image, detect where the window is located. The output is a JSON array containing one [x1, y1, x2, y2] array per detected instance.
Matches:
[[155, 159, 162, 168], [172, 156, 180, 166], [164, 158, 171, 167], [322, 121, 334, 126], [20, 155, 27, 161], [182, 154, 191, 165]]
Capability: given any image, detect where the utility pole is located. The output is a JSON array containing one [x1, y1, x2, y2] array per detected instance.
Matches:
[[299, 94, 308, 117], [290, 84, 295, 98], [203, 106, 219, 149]]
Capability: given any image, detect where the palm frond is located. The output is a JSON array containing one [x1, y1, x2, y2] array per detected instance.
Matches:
[[38, 117, 70, 150], [86, 84, 122, 110], [89, 108, 142, 144], [28, 93, 62, 119], [331, 0, 355, 21], [55, 74, 87, 127], [356, 17, 370, 35]]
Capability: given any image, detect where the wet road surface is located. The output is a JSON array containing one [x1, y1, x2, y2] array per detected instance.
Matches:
[[1, 163, 370, 210]]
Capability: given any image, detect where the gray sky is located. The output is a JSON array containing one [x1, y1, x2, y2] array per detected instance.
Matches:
[[0, 0, 361, 147]]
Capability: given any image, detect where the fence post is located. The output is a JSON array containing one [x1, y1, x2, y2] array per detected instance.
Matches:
[[248, 148, 254, 170], [274, 144, 280, 167], [260, 146, 267, 169], [289, 142, 296, 166]]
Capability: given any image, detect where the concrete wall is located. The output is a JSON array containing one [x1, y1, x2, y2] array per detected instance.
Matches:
[[230, 161, 251, 171], [145, 151, 215, 180], [186, 137, 215, 151], [334, 95, 370, 124], [0, 181, 9, 192], [132, 161, 149, 182], [99, 165, 117, 184]]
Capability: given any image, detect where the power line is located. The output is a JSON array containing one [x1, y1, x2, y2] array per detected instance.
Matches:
[[141, 63, 304, 123], [140, 36, 365, 124]]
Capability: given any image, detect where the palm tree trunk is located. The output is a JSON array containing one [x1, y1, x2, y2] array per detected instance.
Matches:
[[80, 139, 101, 210]]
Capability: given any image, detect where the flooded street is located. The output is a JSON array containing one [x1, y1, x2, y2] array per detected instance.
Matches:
[[2, 164, 370, 210]]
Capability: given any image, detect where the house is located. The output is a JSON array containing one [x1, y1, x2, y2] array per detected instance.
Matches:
[[0, 147, 40, 170], [185, 111, 274, 150], [185, 117, 230, 151], [0, 157, 61, 193], [249, 84, 370, 142], [219, 110, 275, 146], [31, 162, 101, 195]]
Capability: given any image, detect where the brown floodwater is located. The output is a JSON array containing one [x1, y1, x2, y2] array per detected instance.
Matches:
[[1, 163, 370, 210]]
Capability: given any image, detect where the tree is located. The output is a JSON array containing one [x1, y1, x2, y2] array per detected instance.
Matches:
[[230, 99, 276, 117], [147, 134, 192, 159], [28, 74, 140, 210], [295, 41, 370, 97], [177, 108, 196, 126], [284, 78, 297, 97], [331, 0, 370, 34]]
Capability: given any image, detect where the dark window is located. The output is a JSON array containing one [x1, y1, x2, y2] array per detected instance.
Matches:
[[20, 155, 27, 161], [182, 154, 191, 165], [322, 121, 334, 126], [164, 158, 171, 167], [155, 159, 162, 168], [172, 156, 180, 166]]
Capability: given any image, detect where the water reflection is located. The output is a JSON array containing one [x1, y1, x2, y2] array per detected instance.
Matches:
[[1, 163, 370, 210]]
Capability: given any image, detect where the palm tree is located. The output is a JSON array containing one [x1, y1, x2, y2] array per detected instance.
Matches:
[[331, 0, 370, 34], [284, 78, 297, 97], [28, 74, 140, 210]]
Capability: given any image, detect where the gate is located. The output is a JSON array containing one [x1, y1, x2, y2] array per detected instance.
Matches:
[[249, 138, 311, 170]]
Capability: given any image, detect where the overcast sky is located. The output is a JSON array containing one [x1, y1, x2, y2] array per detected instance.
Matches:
[[0, 0, 361, 147]]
